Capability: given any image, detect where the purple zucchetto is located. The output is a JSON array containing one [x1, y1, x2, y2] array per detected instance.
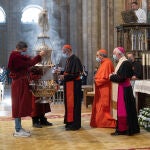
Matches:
[[117, 47, 125, 54]]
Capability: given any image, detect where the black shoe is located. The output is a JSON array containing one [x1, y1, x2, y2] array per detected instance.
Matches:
[[66, 128, 77, 131], [41, 121, 53, 126], [65, 124, 72, 128], [40, 115, 53, 126], [65, 127, 80, 131], [32, 117, 41, 128], [111, 130, 127, 136], [33, 123, 42, 128]]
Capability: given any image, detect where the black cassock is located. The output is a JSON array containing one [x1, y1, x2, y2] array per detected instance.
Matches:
[[63, 54, 83, 130], [110, 60, 140, 135]]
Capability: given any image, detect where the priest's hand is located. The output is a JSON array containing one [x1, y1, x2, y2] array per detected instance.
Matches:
[[53, 67, 61, 74], [59, 75, 64, 81], [109, 72, 115, 78], [109, 73, 112, 78]]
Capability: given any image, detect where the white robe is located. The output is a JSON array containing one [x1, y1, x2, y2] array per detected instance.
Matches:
[[135, 8, 147, 23]]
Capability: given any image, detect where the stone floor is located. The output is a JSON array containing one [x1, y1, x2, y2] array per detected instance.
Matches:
[[0, 85, 150, 150]]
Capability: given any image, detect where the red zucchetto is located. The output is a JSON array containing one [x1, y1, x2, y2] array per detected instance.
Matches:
[[98, 49, 107, 55], [62, 44, 72, 50]]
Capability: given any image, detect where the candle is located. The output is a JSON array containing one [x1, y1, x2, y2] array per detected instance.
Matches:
[[131, 33, 134, 50], [147, 53, 150, 79], [145, 29, 147, 50], [142, 53, 145, 66], [142, 53, 145, 79], [149, 53, 150, 66], [141, 34, 144, 50], [146, 53, 149, 66], [146, 53, 149, 79], [134, 34, 137, 50], [138, 34, 141, 50]]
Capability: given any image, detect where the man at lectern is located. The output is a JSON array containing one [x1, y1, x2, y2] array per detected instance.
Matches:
[[131, 1, 147, 23]]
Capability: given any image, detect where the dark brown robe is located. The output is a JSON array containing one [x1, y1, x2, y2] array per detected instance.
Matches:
[[8, 50, 41, 118]]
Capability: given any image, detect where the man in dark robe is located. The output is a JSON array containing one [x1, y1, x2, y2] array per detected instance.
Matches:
[[127, 52, 143, 80], [59, 44, 83, 131], [30, 67, 53, 128], [31, 97, 52, 128], [110, 47, 140, 136], [127, 52, 143, 89], [8, 41, 45, 137]]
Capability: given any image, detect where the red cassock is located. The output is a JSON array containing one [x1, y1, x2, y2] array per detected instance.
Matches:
[[8, 51, 42, 118], [90, 58, 116, 128]]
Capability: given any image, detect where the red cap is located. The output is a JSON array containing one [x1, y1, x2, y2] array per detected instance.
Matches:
[[62, 44, 72, 50], [98, 49, 107, 55]]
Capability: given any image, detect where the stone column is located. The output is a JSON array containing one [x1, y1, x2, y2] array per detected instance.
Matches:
[[82, 0, 100, 84], [82, 0, 89, 72], [114, 0, 125, 47], [69, 0, 82, 57], [60, 0, 70, 44], [107, 0, 114, 57], [100, 0, 108, 50], [7, 0, 22, 57]]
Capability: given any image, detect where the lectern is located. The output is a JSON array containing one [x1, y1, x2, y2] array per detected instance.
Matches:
[[116, 23, 150, 79]]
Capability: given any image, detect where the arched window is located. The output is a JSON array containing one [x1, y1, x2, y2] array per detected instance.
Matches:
[[0, 7, 6, 23], [21, 5, 42, 23]]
